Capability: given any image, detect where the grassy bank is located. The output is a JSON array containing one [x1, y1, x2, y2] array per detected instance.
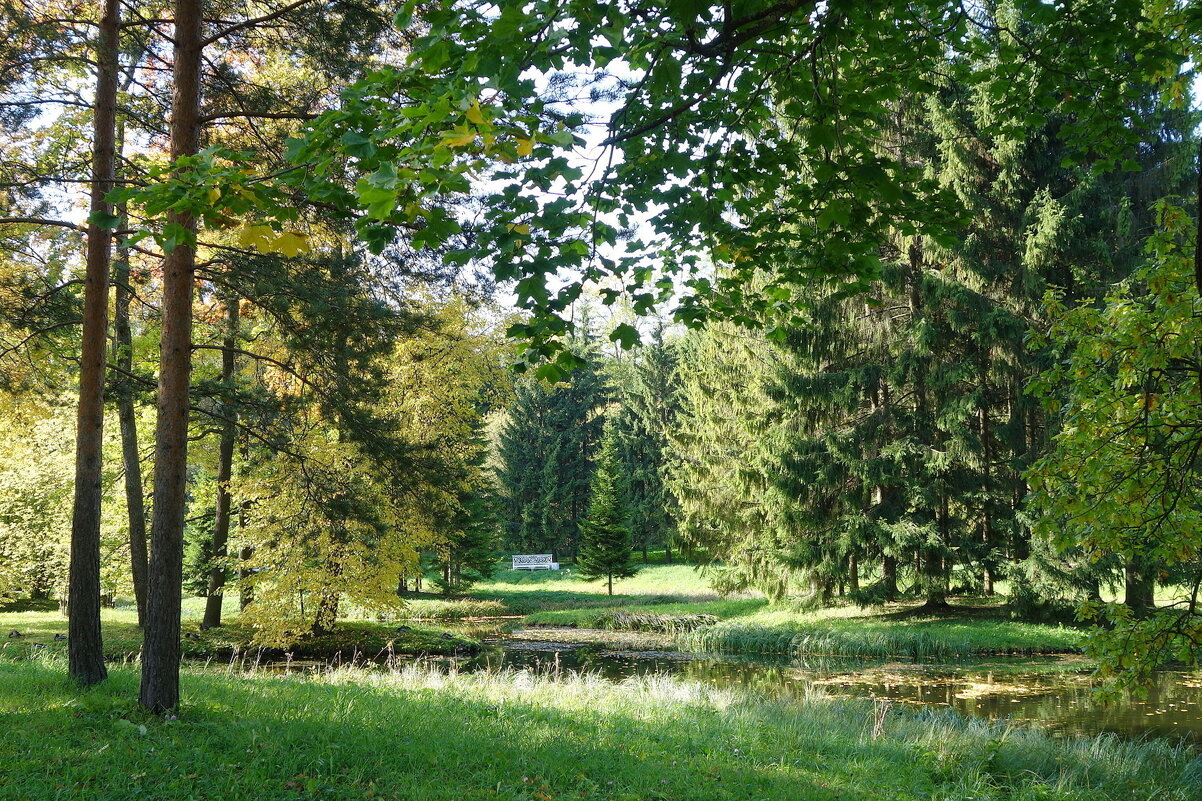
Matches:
[[675, 605, 1086, 659], [478, 563, 1085, 658], [0, 600, 477, 663], [1, 658, 1197, 800]]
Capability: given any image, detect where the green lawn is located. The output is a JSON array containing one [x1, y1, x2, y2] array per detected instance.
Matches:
[[0, 599, 477, 663], [449, 562, 1086, 658], [0, 658, 1196, 801], [464, 562, 731, 614]]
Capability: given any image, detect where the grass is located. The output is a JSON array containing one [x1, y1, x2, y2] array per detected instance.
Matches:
[[470, 562, 734, 614], [461, 563, 1087, 659], [524, 598, 767, 630], [0, 657, 1198, 800], [0, 598, 478, 663], [676, 604, 1086, 659], [395, 597, 510, 620]]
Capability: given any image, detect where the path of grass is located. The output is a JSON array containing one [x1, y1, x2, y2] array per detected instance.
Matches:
[[0, 658, 1196, 801]]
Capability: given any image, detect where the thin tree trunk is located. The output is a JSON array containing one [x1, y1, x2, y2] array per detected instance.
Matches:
[[68, 0, 120, 687], [848, 551, 859, 593], [238, 544, 254, 610], [140, 0, 203, 713], [202, 295, 239, 629], [978, 392, 994, 597], [113, 184, 149, 626]]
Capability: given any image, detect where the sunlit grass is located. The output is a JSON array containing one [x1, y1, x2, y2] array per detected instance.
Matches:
[[678, 606, 1086, 658], [0, 601, 476, 663], [0, 658, 1196, 800]]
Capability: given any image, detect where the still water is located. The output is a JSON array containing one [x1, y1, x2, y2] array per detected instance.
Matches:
[[465, 627, 1202, 744]]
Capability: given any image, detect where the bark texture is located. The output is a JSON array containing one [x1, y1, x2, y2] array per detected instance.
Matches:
[[140, 0, 203, 713], [68, 0, 120, 687]]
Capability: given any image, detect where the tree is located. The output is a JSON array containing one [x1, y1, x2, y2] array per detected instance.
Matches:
[[290, 0, 1190, 371], [496, 350, 605, 559], [67, 0, 120, 687], [1029, 200, 1202, 686], [610, 333, 680, 563], [577, 415, 637, 596]]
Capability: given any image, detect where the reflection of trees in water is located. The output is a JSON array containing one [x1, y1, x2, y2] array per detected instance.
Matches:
[[478, 639, 1202, 742]]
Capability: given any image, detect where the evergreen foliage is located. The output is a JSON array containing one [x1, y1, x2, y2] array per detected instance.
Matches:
[[495, 352, 606, 560], [577, 416, 637, 596]]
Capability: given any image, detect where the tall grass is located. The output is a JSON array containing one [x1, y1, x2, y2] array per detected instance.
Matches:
[[398, 598, 509, 620], [677, 610, 1085, 658], [0, 656, 1196, 800]]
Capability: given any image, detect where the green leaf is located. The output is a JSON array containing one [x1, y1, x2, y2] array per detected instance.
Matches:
[[608, 323, 640, 349], [88, 211, 121, 230]]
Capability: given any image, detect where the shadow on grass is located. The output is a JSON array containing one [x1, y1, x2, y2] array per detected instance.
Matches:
[[0, 660, 916, 801]]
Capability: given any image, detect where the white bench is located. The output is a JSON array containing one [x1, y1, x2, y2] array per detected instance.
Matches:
[[512, 554, 559, 570]]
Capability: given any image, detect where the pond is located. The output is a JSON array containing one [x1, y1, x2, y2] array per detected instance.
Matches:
[[461, 626, 1202, 745]]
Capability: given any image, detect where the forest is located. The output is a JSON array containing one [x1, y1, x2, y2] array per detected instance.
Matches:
[[1, 1, 1202, 800]]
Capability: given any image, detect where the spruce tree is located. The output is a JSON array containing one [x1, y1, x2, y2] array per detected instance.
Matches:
[[577, 416, 637, 595], [496, 346, 605, 560]]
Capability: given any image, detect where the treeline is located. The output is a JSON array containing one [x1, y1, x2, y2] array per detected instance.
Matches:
[[490, 53, 1197, 617]]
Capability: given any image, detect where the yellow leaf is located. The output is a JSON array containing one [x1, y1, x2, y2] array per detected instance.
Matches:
[[236, 224, 275, 251], [206, 187, 222, 203], [465, 100, 486, 125], [507, 223, 531, 236], [516, 138, 533, 157], [275, 232, 311, 258], [444, 129, 476, 148]]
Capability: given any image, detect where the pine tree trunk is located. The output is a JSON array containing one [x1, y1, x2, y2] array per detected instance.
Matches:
[[203, 296, 239, 629], [313, 592, 339, 635], [111, 116, 150, 629], [607, 574, 613, 596], [848, 551, 859, 593], [115, 232, 149, 627], [68, 0, 120, 687], [140, 0, 202, 713]]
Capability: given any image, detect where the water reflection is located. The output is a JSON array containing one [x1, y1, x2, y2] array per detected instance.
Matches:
[[471, 632, 1202, 744]]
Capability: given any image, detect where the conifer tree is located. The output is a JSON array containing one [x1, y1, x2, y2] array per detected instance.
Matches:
[[496, 348, 605, 559], [577, 416, 636, 596]]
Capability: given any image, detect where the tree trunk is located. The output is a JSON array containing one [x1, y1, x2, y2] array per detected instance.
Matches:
[[881, 554, 898, 599], [607, 574, 613, 596], [140, 0, 202, 714], [312, 592, 339, 635], [68, 0, 120, 687], [238, 544, 254, 610], [848, 551, 859, 593], [113, 188, 149, 627], [978, 392, 995, 597], [202, 295, 239, 629], [1124, 559, 1156, 616]]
